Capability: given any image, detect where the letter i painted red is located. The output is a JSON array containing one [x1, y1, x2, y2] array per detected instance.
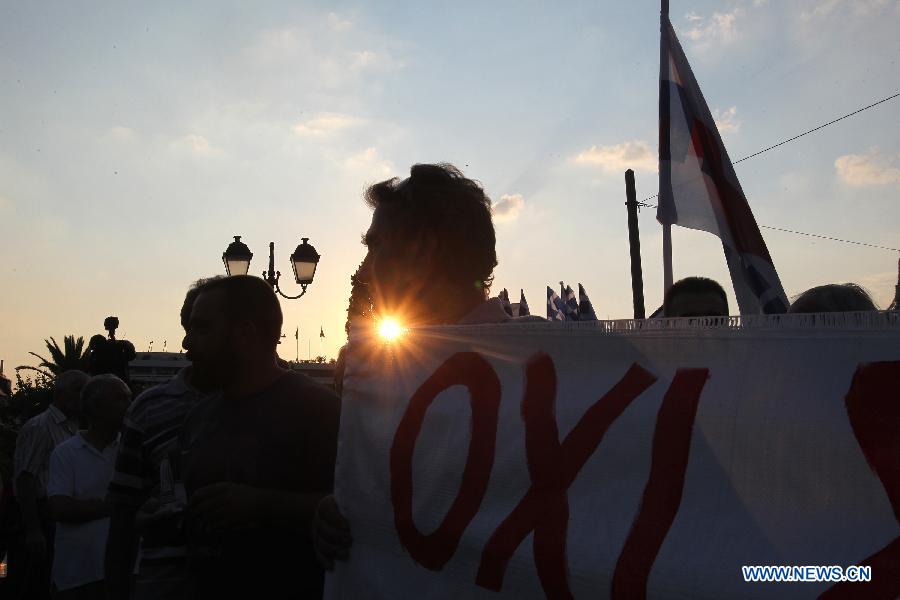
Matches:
[[611, 368, 709, 600]]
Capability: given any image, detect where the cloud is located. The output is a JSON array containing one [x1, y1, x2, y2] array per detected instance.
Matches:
[[802, 0, 893, 19], [106, 126, 136, 141], [343, 147, 394, 180], [248, 26, 400, 73], [293, 113, 362, 137], [327, 12, 352, 31], [349, 49, 402, 71], [172, 133, 220, 157], [834, 148, 900, 186], [573, 141, 656, 174], [491, 193, 524, 222], [683, 9, 741, 47], [713, 106, 741, 134]]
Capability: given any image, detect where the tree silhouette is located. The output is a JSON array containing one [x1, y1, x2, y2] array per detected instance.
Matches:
[[17, 335, 89, 379]]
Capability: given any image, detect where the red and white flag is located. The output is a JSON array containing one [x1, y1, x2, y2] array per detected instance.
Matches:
[[657, 9, 788, 314]]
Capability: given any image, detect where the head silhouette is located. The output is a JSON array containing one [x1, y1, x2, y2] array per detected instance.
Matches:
[[182, 275, 282, 387], [663, 277, 729, 318], [352, 163, 497, 328], [788, 283, 878, 313]]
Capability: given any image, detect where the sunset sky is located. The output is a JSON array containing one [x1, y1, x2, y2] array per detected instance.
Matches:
[[2, 0, 898, 381]]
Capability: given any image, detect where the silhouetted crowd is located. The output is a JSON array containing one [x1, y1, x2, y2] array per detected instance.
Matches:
[[3, 163, 888, 599]]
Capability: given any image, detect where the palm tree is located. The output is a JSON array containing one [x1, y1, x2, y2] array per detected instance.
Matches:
[[17, 335, 89, 379]]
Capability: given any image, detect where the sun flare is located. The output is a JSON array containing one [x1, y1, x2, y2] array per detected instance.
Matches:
[[378, 318, 405, 342]]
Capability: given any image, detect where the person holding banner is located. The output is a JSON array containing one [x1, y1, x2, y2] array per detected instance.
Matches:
[[315, 163, 540, 570]]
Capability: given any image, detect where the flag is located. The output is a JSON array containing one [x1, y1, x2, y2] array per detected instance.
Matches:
[[519, 289, 530, 316], [498, 288, 513, 317], [578, 283, 598, 321], [657, 10, 788, 315], [546, 286, 565, 322], [562, 284, 580, 321], [295, 326, 299, 340], [320, 326, 325, 339]]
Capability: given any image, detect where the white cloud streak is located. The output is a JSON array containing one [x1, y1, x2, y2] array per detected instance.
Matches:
[[293, 113, 362, 137], [343, 147, 394, 180], [713, 106, 741, 134], [573, 141, 656, 174], [492, 193, 524, 222], [683, 9, 742, 46], [835, 148, 900, 186]]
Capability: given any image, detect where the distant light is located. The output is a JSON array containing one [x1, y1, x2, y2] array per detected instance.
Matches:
[[378, 318, 405, 342]]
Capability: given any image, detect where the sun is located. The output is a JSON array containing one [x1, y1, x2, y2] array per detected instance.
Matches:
[[377, 318, 405, 342]]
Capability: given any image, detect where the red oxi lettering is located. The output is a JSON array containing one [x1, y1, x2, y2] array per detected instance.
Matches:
[[390, 352, 502, 570], [611, 369, 709, 600], [390, 353, 709, 599], [821, 361, 900, 600], [476, 358, 658, 599]]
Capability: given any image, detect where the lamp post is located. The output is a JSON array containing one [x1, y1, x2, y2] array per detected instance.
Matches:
[[222, 235, 321, 300]]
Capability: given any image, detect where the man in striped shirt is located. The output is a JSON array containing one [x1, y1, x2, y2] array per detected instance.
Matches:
[[105, 278, 220, 600], [12, 369, 89, 600]]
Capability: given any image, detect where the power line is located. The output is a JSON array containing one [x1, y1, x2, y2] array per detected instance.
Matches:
[[636, 196, 899, 253], [636, 198, 899, 253], [759, 225, 900, 253], [734, 92, 899, 165], [636, 91, 900, 253], [641, 91, 900, 204]]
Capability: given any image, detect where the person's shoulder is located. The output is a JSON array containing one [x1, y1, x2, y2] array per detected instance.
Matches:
[[129, 374, 196, 415], [18, 410, 51, 439], [50, 434, 81, 458], [18, 413, 42, 433], [182, 393, 216, 423], [280, 371, 338, 398], [275, 371, 340, 415]]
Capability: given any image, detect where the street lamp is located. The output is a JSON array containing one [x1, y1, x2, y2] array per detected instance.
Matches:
[[222, 236, 253, 277], [221, 235, 321, 300]]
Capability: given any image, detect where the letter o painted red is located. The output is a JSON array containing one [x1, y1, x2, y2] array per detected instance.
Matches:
[[390, 352, 501, 570]]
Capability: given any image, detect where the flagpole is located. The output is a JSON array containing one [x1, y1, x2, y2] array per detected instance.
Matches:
[[296, 328, 299, 363], [663, 224, 674, 292], [661, 0, 674, 293]]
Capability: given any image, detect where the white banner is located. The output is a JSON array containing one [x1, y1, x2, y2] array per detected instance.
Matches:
[[327, 315, 900, 599]]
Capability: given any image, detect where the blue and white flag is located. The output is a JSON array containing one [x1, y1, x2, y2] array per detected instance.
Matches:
[[658, 9, 788, 314], [578, 283, 598, 321], [562, 284, 580, 321], [546, 286, 565, 322], [498, 288, 513, 317], [519, 289, 530, 317]]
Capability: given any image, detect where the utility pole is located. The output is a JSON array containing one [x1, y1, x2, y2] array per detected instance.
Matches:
[[625, 170, 646, 319], [890, 257, 899, 311]]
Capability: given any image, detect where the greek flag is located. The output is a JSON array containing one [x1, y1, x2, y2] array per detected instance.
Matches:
[[519, 289, 530, 316], [498, 288, 514, 317], [547, 286, 565, 322], [562, 283, 580, 321], [578, 283, 598, 321]]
